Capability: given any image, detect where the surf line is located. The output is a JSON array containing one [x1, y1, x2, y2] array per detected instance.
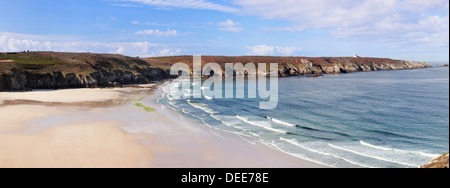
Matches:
[[168, 55, 279, 110]]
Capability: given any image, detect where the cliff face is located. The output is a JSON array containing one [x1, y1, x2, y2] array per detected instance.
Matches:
[[144, 56, 432, 77], [0, 52, 170, 91], [1, 53, 432, 91], [0, 69, 167, 91], [277, 58, 432, 77]]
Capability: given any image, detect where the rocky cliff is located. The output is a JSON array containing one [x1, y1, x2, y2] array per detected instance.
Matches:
[[1, 53, 432, 91], [0, 52, 170, 91], [421, 153, 449, 168], [144, 56, 432, 77], [277, 57, 431, 77]]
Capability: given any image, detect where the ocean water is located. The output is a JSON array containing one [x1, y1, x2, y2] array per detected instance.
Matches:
[[158, 66, 449, 168]]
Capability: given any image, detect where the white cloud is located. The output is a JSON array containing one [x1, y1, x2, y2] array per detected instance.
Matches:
[[159, 49, 182, 56], [234, 0, 448, 28], [218, 19, 244, 32], [0, 32, 182, 57], [218, 19, 239, 27], [131, 21, 173, 27], [401, 0, 449, 11], [136, 29, 178, 37], [234, 0, 449, 47], [331, 14, 449, 47], [276, 46, 302, 56], [247, 45, 302, 56], [247, 45, 274, 55], [119, 0, 239, 13]]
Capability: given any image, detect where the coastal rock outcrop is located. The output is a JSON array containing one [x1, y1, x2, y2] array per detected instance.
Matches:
[[277, 58, 432, 77], [421, 153, 449, 168]]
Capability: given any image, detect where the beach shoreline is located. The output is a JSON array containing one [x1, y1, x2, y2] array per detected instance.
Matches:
[[0, 85, 324, 168]]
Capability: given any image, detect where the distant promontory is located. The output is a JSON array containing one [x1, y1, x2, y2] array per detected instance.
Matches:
[[145, 56, 431, 77]]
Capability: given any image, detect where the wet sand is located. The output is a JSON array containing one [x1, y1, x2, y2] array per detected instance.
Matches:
[[0, 86, 323, 168]]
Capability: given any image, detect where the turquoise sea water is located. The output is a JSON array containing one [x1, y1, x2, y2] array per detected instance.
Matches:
[[158, 66, 449, 168]]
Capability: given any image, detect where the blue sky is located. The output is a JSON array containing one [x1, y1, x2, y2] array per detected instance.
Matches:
[[0, 0, 448, 61]]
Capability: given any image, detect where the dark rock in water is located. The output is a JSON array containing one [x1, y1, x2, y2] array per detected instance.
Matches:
[[421, 153, 449, 168], [435, 64, 449, 67]]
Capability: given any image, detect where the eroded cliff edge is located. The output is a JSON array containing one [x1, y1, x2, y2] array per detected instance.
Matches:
[[144, 56, 432, 77], [0, 52, 170, 91], [1, 52, 432, 91], [276, 58, 431, 77]]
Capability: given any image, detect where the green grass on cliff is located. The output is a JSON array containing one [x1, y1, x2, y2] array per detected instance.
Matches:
[[0, 53, 62, 65]]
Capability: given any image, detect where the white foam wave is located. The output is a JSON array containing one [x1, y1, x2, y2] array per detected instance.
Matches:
[[266, 116, 296, 127], [167, 101, 177, 107], [329, 144, 418, 167], [193, 114, 213, 128], [280, 138, 375, 168], [187, 100, 217, 114], [180, 108, 190, 115], [233, 132, 257, 145], [360, 141, 440, 158], [267, 142, 335, 168], [360, 141, 392, 151], [156, 95, 164, 104], [249, 132, 261, 137], [215, 128, 257, 145], [159, 101, 179, 114], [236, 116, 287, 134], [417, 152, 441, 158], [211, 115, 247, 131]]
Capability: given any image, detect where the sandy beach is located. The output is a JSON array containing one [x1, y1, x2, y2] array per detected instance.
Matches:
[[0, 86, 323, 168]]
